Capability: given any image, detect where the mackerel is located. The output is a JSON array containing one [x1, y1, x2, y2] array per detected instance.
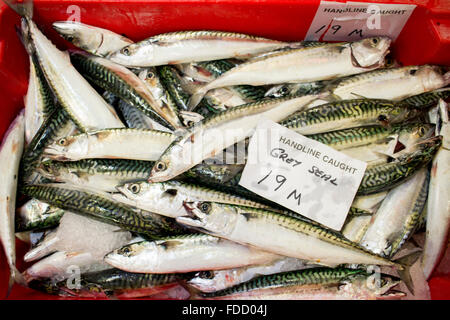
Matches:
[[360, 168, 430, 258], [112, 180, 277, 218], [104, 234, 281, 273], [52, 21, 133, 57], [188, 37, 390, 108], [401, 87, 450, 108], [148, 94, 320, 182], [17, 11, 125, 131], [357, 137, 441, 195], [325, 65, 449, 101], [351, 192, 388, 214], [21, 184, 185, 239], [43, 128, 175, 162], [0, 111, 26, 292], [70, 52, 182, 130], [341, 215, 372, 243], [37, 159, 154, 192], [108, 30, 287, 67], [281, 99, 421, 135], [188, 257, 313, 293], [55, 269, 190, 299], [197, 268, 404, 300], [422, 99, 450, 279], [178, 201, 413, 268]]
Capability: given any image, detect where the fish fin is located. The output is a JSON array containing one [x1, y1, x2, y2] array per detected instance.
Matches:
[[1, 0, 33, 18], [350, 92, 370, 99], [187, 85, 208, 111], [394, 249, 422, 295]]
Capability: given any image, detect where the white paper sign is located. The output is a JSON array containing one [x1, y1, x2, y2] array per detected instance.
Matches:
[[238, 119, 367, 231], [305, 1, 416, 42]]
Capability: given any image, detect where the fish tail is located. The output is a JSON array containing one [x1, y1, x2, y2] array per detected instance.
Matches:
[[6, 265, 26, 298], [1, 0, 33, 18], [187, 85, 208, 111], [395, 249, 422, 295]]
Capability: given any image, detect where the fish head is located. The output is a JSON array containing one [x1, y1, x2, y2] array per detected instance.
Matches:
[[44, 135, 88, 161], [415, 65, 449, 91], [187, 270, 223, 293], [177, 201, 237, 236], [339, 273, 404, 300], [350, 37, 391, 68], [53, 22, 103, 54], [18, 199, 51, 220], [375, 102, 419, 126], [108, 43, 151, 67], [37, 159, 63, 178], [148, 136, 193, 183], [104, 241, 157, 272], [397, 123, 435, 150]]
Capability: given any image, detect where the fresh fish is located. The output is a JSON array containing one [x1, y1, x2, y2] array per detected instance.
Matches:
[[178, 201, 416, 269], [104, 234, 281, 273], [37, 159, 154, 192], [184, 163, 245, 185], [70, 52, 182, 130], [116, 99, 172, 132], [357, 137, 440, 195], [43, 128, 175, 162], [52, 21, 133, 57], [16, 199, 64, 232], [112, 180, 277, 218], [188, 37, 391, 108], [422, 100, 450, 279], [24, 57, 55, 144], [21, 184, 186, 239], [0, 111, 26, 293], [196, 267, 404, 300], [188, 257, 313, 293], [16, 9, 125, 131], [325, 65, 449, 102], [178, 111, 204, 127], [307, 123, 434, 151], [281, 99, 421, 135], [108, 30, 287, 67], [20, 107, 78, 181], [157, 65, 192, 112], [56, 269, 190, 299], [360, 168, 430, 258], [148, 94, 320, 182]]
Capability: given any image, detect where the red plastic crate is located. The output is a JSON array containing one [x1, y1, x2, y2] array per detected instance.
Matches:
[[0, 0, 449, 300]]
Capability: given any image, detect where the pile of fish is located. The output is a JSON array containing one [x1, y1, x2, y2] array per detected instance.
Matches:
[[0, 0, 449, 300]]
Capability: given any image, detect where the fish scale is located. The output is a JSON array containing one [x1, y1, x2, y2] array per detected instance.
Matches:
[[21, 184, 184, 239], [401, 88, 450, 108]]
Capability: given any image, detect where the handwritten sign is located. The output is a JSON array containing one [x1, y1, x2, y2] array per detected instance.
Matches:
[[305, 1, 416, 42], [238, 120, 367, 231]]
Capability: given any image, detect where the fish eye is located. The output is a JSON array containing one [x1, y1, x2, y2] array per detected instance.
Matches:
[[121, 47, 131, 56], [119, 246, 131, 256], [66, 36, 74, 42], [280, 87, 288, 94], [378, 114, 387, 122], [198, 271, 214, 279], [409, 69, 417, 75], [371, 38, 379, 45], [147, 72, 154, 79], [419, 127, 426, 136], [187, 120, 195, 127], [129, 183, 141, 194], [199, 202, 211, 214], [58, 138, 67, 146], [155, 161, 167, 172]]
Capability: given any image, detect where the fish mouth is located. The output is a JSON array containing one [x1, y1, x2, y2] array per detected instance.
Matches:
[[176, 201, 205, 228], [182, 201, 200, 219]]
